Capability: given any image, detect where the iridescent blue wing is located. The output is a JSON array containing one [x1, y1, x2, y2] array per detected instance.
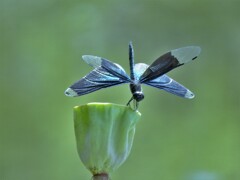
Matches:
[[133, 63, 148, 81], [139, 46, 201, 83], [65, 55, 130, 97], [134, 63, 194, 99], [82, 55, 130, 81], [144, 74, 194, 99]]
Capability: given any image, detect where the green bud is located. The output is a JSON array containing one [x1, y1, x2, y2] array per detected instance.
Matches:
[[74, 103, 141, 175]]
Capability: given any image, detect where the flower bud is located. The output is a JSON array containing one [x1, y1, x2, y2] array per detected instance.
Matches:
[[74, 103, 141, 175]]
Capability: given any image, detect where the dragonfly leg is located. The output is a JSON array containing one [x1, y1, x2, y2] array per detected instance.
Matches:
[[126, 97, 133, 106], [134, 100, 139, 110], [127, 97, 139, 110]]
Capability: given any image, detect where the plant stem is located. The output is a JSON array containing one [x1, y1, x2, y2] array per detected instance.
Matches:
[[92, 173, 109, 180]]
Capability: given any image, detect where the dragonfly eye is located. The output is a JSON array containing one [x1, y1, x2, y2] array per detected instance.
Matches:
[[133, 91, 144, 102]]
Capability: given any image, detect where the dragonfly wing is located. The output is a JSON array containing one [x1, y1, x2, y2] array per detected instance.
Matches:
[[144, 74, 194, 99], [133, 63, 149, 81], [82, 55, 130, 81], [65, 67, 129, 97], [140, 46, 201, 82]]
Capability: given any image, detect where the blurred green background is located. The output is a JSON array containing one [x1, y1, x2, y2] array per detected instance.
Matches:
[[1, 0, 240, 180]]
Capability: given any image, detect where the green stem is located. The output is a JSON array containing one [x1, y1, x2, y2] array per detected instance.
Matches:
[[92, 173, 109, 180]]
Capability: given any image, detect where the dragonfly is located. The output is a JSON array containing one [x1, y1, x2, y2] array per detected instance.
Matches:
[[65, 42, 201, 109]]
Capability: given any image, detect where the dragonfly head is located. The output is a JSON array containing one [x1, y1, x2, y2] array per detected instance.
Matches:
[[126, 90, 144, 110], [133, 91, 144, 102]]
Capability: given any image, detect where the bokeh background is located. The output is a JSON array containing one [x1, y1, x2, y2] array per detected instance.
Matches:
[[1, 0, 240, 180]]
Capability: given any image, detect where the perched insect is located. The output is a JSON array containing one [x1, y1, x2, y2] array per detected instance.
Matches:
[[65, 42, 201, 109]]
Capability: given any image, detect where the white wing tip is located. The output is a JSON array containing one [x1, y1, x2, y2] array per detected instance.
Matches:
[[65, 88, 78, 97], [82, 55, 87, 59], [185, 89, 195, 99], [192, 46, 201, 56], [82, 55, 102, 67], [82, 55, 98, 58], [172, 46, 202, 64], [82, 55, 92, 61]]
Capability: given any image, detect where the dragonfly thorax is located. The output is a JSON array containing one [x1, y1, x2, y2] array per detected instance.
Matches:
[[130, 83, 144, 102]]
